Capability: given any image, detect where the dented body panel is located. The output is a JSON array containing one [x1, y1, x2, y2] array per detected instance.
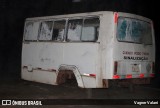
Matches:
[[21, 11, 155, 88]]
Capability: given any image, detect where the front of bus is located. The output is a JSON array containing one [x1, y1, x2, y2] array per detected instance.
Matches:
[[112, 12, 155, 81]]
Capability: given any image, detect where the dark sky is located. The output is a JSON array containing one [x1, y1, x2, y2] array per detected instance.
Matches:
[[0, 0, 159, 87]]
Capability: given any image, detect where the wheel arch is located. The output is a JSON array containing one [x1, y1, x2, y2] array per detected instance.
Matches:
[[57, 64, 85, 88]]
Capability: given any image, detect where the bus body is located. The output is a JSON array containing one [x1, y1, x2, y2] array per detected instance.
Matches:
[[21, 11, 155, 88]]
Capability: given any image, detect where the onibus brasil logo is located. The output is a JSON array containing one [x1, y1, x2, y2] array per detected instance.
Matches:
[[2, 100, 42, 106]]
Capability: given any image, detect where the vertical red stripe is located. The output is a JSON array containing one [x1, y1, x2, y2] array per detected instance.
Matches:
[[114, 12, 118, 23]]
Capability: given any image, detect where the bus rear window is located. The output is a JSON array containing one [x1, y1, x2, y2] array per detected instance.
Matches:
[[117, 17, 152, 45]]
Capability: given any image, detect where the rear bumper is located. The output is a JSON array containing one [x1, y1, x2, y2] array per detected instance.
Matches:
[[113, 73, 154, 79]]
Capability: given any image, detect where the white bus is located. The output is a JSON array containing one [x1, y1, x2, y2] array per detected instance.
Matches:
[[21, 11, 155, 88]]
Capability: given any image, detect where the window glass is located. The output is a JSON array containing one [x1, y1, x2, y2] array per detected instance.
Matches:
[[81, 18, 99, 41], [117, 17, 152, 44], [24, 22, 39, 40], [39, 21, 53, 41], [52, 20, 66, 41], [67, 19, 83, 41]]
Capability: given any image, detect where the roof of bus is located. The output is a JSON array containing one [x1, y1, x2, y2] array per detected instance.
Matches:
[[26, 11, 109, 20], [26, 11, 152, 22]]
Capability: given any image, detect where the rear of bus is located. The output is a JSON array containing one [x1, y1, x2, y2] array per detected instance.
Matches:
[[112, 12, 155, 82]]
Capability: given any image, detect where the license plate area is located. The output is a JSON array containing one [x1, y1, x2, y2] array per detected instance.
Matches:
[[131, 64, 140, 72]]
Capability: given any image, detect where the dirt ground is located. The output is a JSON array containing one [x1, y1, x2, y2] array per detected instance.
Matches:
[[0, 79, 160, 107]]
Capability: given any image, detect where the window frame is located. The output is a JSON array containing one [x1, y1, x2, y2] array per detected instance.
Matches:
[[23, 16, 100, 43]]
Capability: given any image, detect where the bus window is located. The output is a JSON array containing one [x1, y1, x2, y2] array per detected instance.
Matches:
[[117, 17, 152, 44], [52, 20, 66, 41], [81, 18, 99, 41], [67, 19, 83, 41], [39, 21, 53, 41], [24, 21, 39, 41]]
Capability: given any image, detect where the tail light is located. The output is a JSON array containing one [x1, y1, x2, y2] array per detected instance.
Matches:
[[150, 73, 155, 77], [113, 75, 120, 79], [139, 73, 144, 78]]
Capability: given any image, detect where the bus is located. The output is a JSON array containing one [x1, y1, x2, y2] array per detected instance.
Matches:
[[21, 11, 155, 88]]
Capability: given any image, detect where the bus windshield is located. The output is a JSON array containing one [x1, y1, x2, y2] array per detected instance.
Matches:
[[117, 17, 152, 45]]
